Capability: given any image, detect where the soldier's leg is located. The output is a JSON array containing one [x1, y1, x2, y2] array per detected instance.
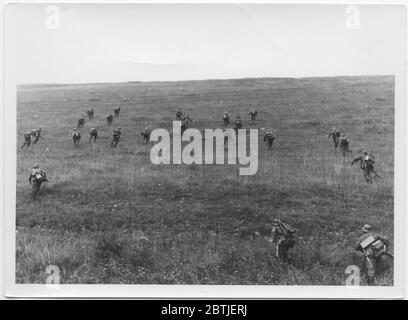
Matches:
[[31, 181, 40, 200]]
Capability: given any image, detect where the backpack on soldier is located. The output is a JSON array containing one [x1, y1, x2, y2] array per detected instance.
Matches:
[[359, 234, 386, 257]]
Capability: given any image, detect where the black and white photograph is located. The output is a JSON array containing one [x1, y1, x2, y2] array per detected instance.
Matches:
[[2, 1, 406, 298]]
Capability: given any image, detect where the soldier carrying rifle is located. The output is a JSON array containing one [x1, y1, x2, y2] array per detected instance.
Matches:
[[270, 219, 296, 262]]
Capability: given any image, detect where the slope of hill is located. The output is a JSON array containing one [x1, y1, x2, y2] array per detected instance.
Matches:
[[16, 76, 394, 285]]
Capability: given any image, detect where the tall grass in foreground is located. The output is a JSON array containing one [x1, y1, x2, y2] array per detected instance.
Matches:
[[16, 76, 394, 285]]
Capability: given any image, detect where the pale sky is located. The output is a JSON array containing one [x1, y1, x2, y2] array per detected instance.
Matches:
[[5, 3, 406, 84]]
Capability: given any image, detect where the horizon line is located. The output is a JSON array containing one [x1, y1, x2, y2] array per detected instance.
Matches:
[[17, 74, 395, 88]]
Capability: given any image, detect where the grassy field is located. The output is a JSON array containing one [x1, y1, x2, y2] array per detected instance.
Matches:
[[16, 76, 394, 285]]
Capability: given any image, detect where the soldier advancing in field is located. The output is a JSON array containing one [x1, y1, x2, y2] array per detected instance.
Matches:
[[338, 134, 352, 157], [271, 219, 296, 262], [30, 128, 43, 145], [114, 106, 121, 118], [86, 108, 94, 120], [72, 128, 81, 147], [106, 114, 114, 126], [328, 127, 341, 150], [77, 116, 85, 128], [180, 118, 189, 135], [21, 132, 32, 149], [89, 127, 98, 143], [223, 112, 230, 126], [111, 127, 122, 148], [141, 128, 151, 144], [351, 151, 380, 183], [29, 164, 48, 201], [233, 116, 243, 133], [356, 224, 392, 284], [249, 110, 258, 122], [182, 113, 193, 124], [176, 108, 183, 120], [263, 129, 275, 150]]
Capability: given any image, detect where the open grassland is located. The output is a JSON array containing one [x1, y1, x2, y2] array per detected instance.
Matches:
[[16, 76, 394, 285]]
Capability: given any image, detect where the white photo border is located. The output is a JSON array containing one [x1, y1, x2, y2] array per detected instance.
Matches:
[[2, 0, 406, 299]]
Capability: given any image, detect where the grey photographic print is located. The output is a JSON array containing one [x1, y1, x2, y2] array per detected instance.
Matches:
[[5, 2, 405, 294]]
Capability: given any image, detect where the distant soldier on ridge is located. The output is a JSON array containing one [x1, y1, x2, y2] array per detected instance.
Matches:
[[89, 127, 98, 143], [328, 127, 341, 150], [29, 164, 48, 201]]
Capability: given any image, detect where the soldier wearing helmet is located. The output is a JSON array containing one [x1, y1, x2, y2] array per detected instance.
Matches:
[[271, 218, 296, 262], [356, 224, 391, 281], [29, 164, 48, 200], [263, 129, 275, 150], [21, 131, 32, 149], [351, 150, 379, 183], [111, 127, 122, 148], [89, 127, 98, 143], [328, 127, 341, 149], [141, 127, 151, 145], [223, 112, 230, 126]]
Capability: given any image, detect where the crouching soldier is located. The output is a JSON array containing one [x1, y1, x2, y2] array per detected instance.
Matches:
[[351, 151, 379, 183], [29, 164, 48, 200], [21, 132, 32, 149], [233, 116, 243, 133], [31, 128, 42, 145], [176, 108, 183, 120], [106, 114, 114, 126], [263, 130, 275, 150], [339, 134, 352, 157], [72, 128, 81, 147], [89, 127, 98, 143], [87, 108, 94, 120], [141, 128, 151, 144], [328, 127, 341, 149], [223, 112, 230, 126], [77, 116, 85, 128], [114, 106, 121, 118], [111, 127, 122, 148], [271, 219, 296, 262], [356, 224, 392, 284], [249, 110, 258, 121]]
